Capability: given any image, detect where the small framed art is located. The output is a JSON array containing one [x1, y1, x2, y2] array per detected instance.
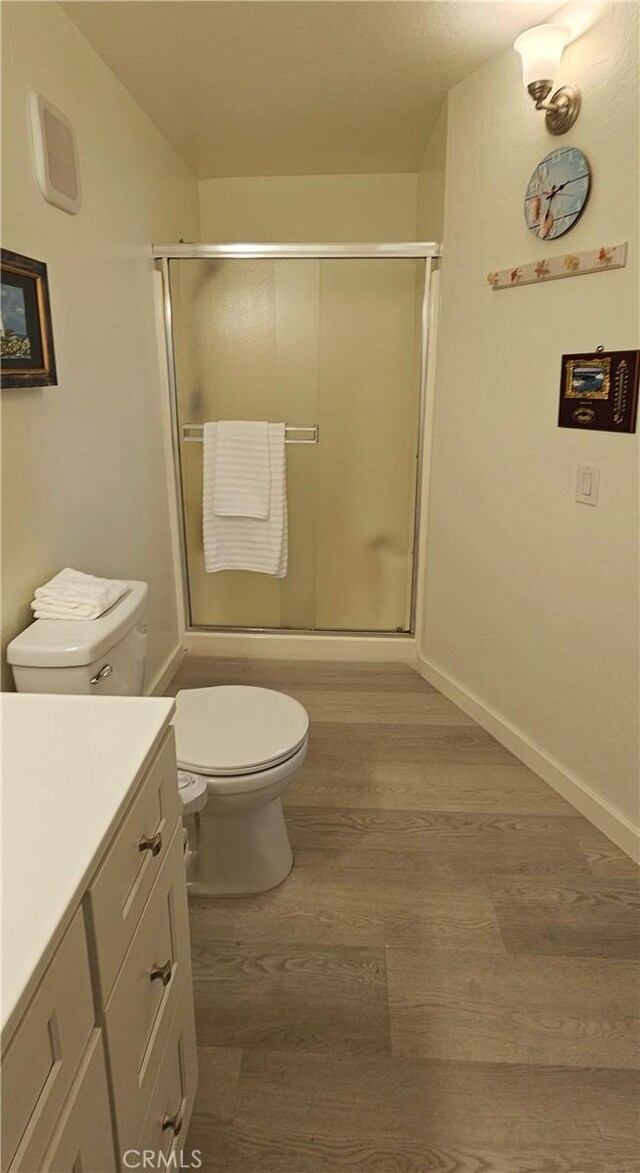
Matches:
[[558, 349, 639, 432], [1, 248, 57, 388]]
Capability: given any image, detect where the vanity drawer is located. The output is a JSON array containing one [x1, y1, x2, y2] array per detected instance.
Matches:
[[88, 728, 180, 1000], [104, 823, 192, 1156], [37, 1030, 116, 1173], [137, 984, 198, 1167], [2, 909, 94, 1173]]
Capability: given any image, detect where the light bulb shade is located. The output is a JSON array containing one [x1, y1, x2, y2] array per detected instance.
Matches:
[[514, 24, 570, 88]]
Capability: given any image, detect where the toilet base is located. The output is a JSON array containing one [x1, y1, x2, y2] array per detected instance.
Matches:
[[186, 796, 294, 896]]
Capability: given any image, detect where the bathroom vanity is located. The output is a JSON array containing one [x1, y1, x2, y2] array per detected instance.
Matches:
[[0, 694, 197, 1172]]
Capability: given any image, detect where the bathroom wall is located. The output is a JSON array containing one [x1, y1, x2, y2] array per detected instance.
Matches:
[[198, 173, 418, 242], [1, 1, 200, 690], [416, 99, 448, 241], [420, 3, 640, 855]]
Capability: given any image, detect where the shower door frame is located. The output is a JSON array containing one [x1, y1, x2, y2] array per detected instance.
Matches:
[[154, 241, 442, 637]]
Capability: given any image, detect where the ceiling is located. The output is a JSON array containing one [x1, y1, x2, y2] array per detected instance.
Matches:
[[62, 1, 561, 179]]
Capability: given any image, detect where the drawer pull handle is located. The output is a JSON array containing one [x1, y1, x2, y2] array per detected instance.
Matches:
[[139, 831, 162, 857], [150, 959, 173, 986], [161, 1107, 184, 1136]]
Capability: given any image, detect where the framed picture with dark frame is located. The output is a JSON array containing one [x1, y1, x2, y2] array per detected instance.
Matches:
[[558, 349, 639, 432], [1, 248, 57, 388]]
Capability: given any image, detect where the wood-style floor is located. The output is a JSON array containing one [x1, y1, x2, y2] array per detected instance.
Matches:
[[166, 658, 640, 1173]]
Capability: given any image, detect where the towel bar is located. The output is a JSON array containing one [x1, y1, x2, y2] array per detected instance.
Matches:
[[181, 423, 319, 444]]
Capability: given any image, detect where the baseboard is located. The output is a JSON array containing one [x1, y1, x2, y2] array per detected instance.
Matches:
[[184, 631, 418, 664], [417, 654, 640, 865], [146, 643, 185, 697]]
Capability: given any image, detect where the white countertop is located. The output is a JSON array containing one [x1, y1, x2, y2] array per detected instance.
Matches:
[[1, 693, 175, 1042]]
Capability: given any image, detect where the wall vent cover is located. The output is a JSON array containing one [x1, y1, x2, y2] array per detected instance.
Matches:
[[29, 93, 81, 215]]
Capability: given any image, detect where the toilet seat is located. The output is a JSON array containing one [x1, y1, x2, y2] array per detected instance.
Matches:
[[180, 736, 309, 800], [174, 685, 309, 780]]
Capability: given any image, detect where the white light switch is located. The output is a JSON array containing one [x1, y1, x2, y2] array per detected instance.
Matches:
[[575, 463, 600, 506]]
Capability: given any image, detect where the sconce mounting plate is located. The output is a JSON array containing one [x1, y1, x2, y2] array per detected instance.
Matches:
[[545, 84, 581, 135]]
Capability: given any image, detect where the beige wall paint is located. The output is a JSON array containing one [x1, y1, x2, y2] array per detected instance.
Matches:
[[417, 99, 448, 241], [1, 1, 199, 689], [198, 173, 418, 242], [421, 4, 639, 837]]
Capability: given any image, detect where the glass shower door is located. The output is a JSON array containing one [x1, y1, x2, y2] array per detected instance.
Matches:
[[169, 255, 423, 632]]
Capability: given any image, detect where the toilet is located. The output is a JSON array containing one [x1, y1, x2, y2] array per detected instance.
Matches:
[[7, 579, 308, 895], [175, 684, 307, 894]]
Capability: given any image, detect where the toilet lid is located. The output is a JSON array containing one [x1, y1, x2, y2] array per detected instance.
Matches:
[[174, 686, 309, 777]]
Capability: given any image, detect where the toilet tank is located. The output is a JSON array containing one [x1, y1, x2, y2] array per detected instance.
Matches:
[[7, 581, 149, 696]]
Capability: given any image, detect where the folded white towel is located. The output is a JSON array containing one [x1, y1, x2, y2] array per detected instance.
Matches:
[[212, 421, 270, 519], [203, 423, 288, 576], [31, 568, 129, 620]]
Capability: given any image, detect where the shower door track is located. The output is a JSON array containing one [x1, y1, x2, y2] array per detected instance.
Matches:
[[188, 625, 415, 637], [154, 241, 442, 637], [154, 242, 441, 259]]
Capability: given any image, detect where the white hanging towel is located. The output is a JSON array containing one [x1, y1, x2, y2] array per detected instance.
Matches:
[[203, 421, 288, 576], [31, 567, 129, 620], [212, 420, 270, 519]]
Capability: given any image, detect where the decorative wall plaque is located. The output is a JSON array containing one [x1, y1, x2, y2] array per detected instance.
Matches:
[[487, 243, 627, 291], [558, 348, 639, 433]]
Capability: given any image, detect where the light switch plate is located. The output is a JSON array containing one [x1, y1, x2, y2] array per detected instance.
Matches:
[[575, 463, 600, 506]]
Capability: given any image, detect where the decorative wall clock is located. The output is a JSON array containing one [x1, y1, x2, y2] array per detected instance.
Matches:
[[524, 147, 591, 240]]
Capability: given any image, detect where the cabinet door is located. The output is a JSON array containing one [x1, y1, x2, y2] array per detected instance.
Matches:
[[2, 910, 94, 1173], [137, 985, 198, 1168], [39, 1031, 116, 1173]]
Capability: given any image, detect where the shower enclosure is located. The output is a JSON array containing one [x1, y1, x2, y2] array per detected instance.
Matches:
[[155, 243, 439, 636]]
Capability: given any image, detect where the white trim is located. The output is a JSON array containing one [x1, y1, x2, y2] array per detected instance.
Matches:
[[145, 644, 185, 697], [413, 267, 440, 653], [417, 654, 640, 865], [408, 257, 433, 632], [152, 241, 442, 260], [153, 268, 187, 638], [185, 631, 418, 664]]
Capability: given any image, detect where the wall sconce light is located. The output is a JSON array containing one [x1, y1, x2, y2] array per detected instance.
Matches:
[[514, 24, 580, 135]]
